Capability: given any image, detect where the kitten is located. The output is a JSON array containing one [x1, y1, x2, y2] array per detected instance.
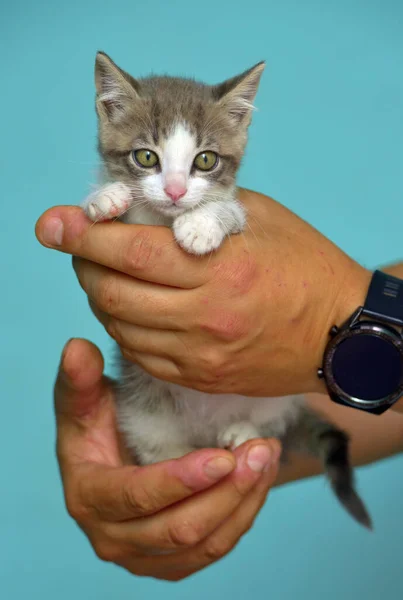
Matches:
[[82, 51, 371, 529]]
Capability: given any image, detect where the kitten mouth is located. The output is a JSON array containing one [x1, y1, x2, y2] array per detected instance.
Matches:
[[156, 204, 187, 217]]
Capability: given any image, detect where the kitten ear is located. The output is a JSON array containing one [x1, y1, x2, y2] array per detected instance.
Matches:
[[95, 51, 140, 123], [213, 61, 265, 122]]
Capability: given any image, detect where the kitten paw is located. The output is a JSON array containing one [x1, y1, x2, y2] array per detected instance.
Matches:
[[218, 421, 261, 451], [83, 182, 132, 222], [173, 212, 225, 255]]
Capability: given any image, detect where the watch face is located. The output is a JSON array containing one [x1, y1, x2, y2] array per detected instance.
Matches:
[[324, 322, 403, 410], [333, 334, 402, 400]]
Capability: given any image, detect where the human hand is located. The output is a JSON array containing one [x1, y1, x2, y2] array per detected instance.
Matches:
[[55, 338, 280, 581], [36, 188, 370, 397]]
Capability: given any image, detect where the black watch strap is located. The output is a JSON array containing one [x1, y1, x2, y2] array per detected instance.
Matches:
[[363, 270, 403, 327]]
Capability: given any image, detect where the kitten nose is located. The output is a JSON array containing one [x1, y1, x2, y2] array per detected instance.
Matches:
[[164, 175, 187, 203], [164, 184, 187, 203]]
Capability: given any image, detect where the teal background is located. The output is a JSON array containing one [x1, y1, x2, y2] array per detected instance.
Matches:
[[1, 0, 403, 598]]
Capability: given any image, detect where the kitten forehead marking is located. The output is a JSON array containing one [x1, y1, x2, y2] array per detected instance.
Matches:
[[161, 122, 197, 179]]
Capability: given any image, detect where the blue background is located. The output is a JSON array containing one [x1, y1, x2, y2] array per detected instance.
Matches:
[[1, 0, 403, 598]]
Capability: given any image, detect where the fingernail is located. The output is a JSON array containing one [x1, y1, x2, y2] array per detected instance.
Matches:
[[42, 217, 63, 246], [247, 445, 272, 473], [204, 457, 235, 480]]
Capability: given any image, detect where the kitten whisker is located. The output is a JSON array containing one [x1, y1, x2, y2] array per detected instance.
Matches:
[[244, 218, 262, 250], [247, 209, 271, 241]]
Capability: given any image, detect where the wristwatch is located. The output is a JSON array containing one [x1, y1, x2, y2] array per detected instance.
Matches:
[[318, 269, 403, 414]]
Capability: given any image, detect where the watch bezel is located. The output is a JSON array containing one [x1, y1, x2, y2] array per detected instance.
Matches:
[[322, 320, 403, 412]]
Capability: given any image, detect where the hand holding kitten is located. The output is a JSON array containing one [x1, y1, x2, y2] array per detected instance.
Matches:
[[35, 51, 401, 577], [37, 187, 371, 398], [55, 338, 279, 581], [37, 45, 375, 524]]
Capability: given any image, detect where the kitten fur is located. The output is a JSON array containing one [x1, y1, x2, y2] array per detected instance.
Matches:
[[82, 51, 372, 529]]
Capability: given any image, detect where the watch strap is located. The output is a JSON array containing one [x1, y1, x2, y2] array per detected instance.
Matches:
[[363, 270, 403, 327]]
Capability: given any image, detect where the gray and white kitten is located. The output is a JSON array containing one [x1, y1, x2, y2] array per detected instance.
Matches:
[[82, 52, 371, 528]]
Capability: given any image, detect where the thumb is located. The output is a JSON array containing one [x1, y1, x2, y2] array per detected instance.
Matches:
[[55, 339, 126, 474], [55, 338, 109, 422]]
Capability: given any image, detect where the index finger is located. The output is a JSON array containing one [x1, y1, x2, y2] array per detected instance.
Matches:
[[35, 206, 210, 288], [75, 450, 236, 522]]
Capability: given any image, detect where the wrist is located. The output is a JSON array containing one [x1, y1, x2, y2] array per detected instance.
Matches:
[[306, 260, 372, 395]]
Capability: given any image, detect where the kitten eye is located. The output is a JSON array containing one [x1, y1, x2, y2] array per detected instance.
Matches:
[[193, 151, 218, 171], [132, 149, 159, 168]]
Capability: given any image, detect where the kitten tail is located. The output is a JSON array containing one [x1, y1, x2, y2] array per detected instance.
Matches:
[[319, 430, 373, 530]]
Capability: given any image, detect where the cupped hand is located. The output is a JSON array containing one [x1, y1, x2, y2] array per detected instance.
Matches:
[[36, 188, 370, 397], [55, 339, 280, 581]]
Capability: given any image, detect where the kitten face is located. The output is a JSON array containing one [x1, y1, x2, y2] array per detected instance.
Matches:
[[95, 52, 264, 217], [126, 121, 217, 217]]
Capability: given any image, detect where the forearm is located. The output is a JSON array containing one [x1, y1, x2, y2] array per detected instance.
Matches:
[[382, 262, 403, 279], [276, 392, 403, 486], [276, 260, 403, 486]]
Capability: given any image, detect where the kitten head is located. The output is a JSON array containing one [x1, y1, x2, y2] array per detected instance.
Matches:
[[95, 52, 264, 217]]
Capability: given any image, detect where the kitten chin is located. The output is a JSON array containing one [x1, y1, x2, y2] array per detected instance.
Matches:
[[80, 51, 372, 529]]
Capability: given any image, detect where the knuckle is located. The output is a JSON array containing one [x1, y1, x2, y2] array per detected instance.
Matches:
[[231, 258, 257, 291], [65, 495, 89, 523], [228, 476, 251, 502], [203, 536, 234, 562], [122, 483, 157, 516], [241, 515, 257, 536], [201, 311, 248, 343], [199, 347, 226, 373], [97, 274, 121, 314], [215, 257, 258, 296], [165, 519, 203, 548], [192, 348, 232, 391], [123, 230, 154, 274], [93, 541, 121, 563], [105, 318, 124, 346]]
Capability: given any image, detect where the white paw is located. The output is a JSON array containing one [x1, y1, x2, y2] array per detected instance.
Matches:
[[218, 421, 260, 451], [173, 212, 225, 255], [83, 182, 132, 222]]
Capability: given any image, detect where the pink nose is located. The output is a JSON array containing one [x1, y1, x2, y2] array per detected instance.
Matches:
[[164, 183, 187, 203]]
